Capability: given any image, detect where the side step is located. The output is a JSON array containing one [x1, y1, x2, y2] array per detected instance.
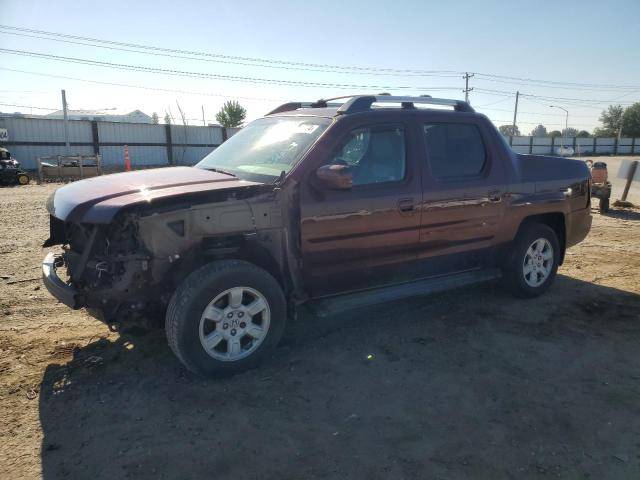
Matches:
[[308, 268, 502, 317]]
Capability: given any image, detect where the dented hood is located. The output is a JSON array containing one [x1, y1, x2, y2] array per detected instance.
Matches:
[[47, 166, 262, 224]]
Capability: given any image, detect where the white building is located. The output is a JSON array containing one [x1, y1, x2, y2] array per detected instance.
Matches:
[[45, 109, 154, 123]]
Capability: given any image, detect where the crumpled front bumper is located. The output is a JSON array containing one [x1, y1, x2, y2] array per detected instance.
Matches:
[[42, 252, 81, 309]]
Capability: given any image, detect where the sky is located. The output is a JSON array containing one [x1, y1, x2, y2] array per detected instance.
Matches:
[[1, 0, 639, 133]]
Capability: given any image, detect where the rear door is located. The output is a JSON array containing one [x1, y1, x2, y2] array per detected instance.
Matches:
[[299, 118, 423, 297], [416, 117, 507, 274]]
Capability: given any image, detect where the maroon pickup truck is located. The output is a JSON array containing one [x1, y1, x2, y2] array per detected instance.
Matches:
[[42, 95, 592, 376]]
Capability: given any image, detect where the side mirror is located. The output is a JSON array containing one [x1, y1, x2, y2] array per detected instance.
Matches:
[[315, 164, 353, 190]]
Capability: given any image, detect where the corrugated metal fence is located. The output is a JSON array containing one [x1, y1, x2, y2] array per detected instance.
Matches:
[[506, 135, 639, 155], [2, 116, 638, 170], [0, 116, 240, 169]]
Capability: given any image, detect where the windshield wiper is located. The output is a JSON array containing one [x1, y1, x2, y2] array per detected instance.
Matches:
[[203, 167, 237, 178]]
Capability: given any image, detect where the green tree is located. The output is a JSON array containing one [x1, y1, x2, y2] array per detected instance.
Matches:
[[562, 127, 579, 137], [577, 130, 591, 138], [595, 105, 624, 137], [530, 124, 547, 137], [498, 125, 520, 136], [215, 100, 247, 128], [151, 112, 159, 124], [164, 112, 171, 125], [621, 102, 640, 137], [549, 130, 562, 138]]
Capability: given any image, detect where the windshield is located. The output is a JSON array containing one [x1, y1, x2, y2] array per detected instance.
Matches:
[[196, 116, 331, 181]]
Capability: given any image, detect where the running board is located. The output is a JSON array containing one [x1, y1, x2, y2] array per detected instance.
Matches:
[[308, 268, 502, 317]]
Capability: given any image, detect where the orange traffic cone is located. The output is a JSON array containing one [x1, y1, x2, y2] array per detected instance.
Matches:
[[124, 144, 132, 171]]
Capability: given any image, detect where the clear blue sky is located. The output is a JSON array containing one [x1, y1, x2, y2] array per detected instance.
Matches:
[[1, 0, 639, 133]]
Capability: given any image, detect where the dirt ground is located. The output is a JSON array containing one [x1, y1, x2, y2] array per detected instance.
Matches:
[[1, 175, 640, 479]]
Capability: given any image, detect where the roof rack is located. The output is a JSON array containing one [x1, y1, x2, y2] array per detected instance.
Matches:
[[267, 100, 343, 115], [267, 95, 474, 116], [337, 95, 474, 114]]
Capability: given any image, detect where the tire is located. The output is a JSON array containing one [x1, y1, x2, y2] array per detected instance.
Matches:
[[599, 198, 609, 213], [166, 259, 286, 377], [17, 173, 29, 185], [503, 223, 560, 298]]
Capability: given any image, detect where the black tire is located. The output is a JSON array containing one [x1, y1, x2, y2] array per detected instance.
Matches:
[[503, 223, 560, 298], [17, 173, 30, 185], [166, 259, 286, 377], [599, 197, 609, 213]]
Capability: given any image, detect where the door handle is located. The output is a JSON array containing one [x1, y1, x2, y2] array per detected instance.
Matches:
[[398, 197, 415, 213], [488, 190, 502, 202]]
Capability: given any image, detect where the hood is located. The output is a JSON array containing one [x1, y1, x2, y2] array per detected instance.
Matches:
[[47, 166, 263, 224]]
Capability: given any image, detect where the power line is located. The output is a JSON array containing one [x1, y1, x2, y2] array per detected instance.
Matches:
[[3, 24, 639, 94], [0, 24, 463, 77], [474, 72, 639, 91], [0, 102, 57, 110], [0, 67, 287, 102], [0, 29, 463, 79], [0, 48, 464, 92]]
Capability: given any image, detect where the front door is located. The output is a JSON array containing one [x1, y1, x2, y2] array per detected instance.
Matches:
[[299, 121, 422, 297]]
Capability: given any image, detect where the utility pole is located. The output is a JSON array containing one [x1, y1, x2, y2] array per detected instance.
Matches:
[[510, 91, 519, 146], [201, 105, 206, 126], [61, 89, 70, 153], [463, 72, 474, 103]]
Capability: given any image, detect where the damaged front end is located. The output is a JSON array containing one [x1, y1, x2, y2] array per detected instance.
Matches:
[[42, 214, 156, 321]]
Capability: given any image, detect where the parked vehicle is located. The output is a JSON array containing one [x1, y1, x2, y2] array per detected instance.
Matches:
[[41, 95, 592, 376], [0, 147, 30, 185], [586, 160, 611, 212]]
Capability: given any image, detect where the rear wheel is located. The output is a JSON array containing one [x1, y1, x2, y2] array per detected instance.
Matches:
[[504, 223, 559, 298], [166, 260, 286, 377], [599, 197, 609, 213], [17, 173, 29, 185]]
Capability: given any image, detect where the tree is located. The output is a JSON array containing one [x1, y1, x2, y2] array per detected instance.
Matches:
[[621, 102, 640, 137], [530, 124, 547, 137], [215, 100, 246, 128], [595, 105, 624, 137], [562, 127, 579, 137], [151, 112, 159, 124], [577, 130, 591, 138], [549, 130, 562, 138], [498, 125, 520, 136], [164, 112, 171, 125]]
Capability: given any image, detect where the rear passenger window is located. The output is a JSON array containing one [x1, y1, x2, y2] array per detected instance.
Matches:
[[423, 123, 486, 178]]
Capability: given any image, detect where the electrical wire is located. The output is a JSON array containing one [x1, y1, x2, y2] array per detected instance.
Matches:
[[0, 102, 57, 110], [0, 67, 287, 102], [0, 48, 464, 92], [0, 30, 462, 79], [0, 24, 462, 76]]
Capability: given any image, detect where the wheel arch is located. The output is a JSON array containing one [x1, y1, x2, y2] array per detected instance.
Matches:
[[166, 237, 288, 297]]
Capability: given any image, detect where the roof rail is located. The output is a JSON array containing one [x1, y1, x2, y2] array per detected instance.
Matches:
[[267, 99, 346, 115], [267, 95, 475, 116], [337, 95, 475, 114]]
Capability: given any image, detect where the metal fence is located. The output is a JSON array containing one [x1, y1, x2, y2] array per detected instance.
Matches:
[[505, 135, 639, 155], [0, 116, 240, 170], [2, 115, 638, 170]]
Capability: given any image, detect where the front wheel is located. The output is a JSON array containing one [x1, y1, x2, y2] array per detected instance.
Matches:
[[599, 197, 609, 213], [166, 260, 286, 377], [503, 223, 560, 298]]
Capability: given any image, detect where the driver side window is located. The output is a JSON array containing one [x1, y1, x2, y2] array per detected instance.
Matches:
[[330, 125, 406, 186]]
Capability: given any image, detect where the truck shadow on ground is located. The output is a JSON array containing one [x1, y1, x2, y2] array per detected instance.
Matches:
[[602, 207, 640, 221], [38, 275, 640, 480]]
